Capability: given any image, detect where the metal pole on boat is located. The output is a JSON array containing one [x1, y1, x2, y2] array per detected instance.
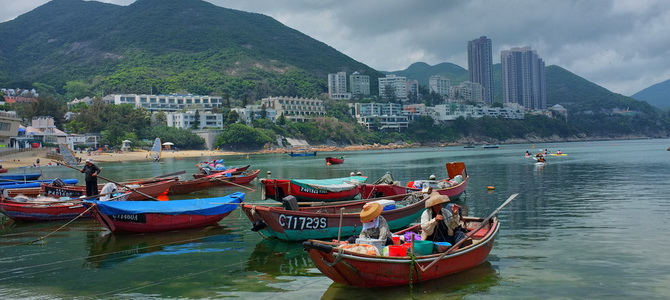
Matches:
[[336, 207, 345, 242]]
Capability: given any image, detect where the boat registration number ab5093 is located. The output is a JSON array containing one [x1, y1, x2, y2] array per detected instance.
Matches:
[[279, 214, 327, 230]]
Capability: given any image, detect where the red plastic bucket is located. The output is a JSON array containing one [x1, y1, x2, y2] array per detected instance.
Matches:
[[388, 245, 407, 257]]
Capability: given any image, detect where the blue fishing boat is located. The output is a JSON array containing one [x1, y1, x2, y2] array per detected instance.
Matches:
[[84, 192, 245, 233], [0, 173, 42, 181], [0, 179, 78, 188], [288, 151, 317, 157]]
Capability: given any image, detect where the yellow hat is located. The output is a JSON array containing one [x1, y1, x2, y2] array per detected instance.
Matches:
[[425, 192, 450, 208], [360, 202, 383, 223]]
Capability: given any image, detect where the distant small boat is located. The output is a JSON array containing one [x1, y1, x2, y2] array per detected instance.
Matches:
[[325, 157, 344, 164], [549, 153, 568, 156], [288, 151, 317, 157], [482, 145, 499, 149], [463, 145, 476, 148]]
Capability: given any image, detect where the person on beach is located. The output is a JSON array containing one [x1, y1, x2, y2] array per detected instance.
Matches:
[[80, 158, 101, 197], [420, 192, 466, 246]]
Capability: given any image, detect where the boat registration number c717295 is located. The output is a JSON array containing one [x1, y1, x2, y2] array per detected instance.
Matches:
[[279, 214, 327, 230]]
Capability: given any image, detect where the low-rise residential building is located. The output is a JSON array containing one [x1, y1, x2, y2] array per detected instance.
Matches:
[[261, 96, 325, 122], [114, 94, 223, 112], [231, 105, 277, 124], [351, 102, 408, 131], [67, 95, 114, 107], [166, 110, 225, 129], [0, 111, 21, 147], [450, 81, 484, 102], [429, 75, 451, 97]]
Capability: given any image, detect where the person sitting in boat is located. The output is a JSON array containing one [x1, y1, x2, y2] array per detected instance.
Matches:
[[556, 150, 562, 155], [537, 156, 546, 163], [525, 151, 531, 157], [420, 192, 466, 246], [350, 172, 356, 176], [347, 202, 393, 245]]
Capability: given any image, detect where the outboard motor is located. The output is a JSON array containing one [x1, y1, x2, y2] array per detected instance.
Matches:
[[52, 178, 66, 187], [282, 195, 299, 211]]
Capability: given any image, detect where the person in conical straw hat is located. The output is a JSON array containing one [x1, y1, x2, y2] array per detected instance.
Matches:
[[420, 192, 466, 245], [347, 202, 393, 245]]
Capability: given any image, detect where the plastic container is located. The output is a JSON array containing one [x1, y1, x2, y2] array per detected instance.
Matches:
[[391, 235, 400, 245], [413, 240, 434, 256], [388, 245, 407, 257], [433, 242, 452, 253], [356, 238, 385, 254], [372, 199, 396, 211]]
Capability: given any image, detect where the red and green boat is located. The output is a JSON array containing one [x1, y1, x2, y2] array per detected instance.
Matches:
[[242, 194, 426, 241], [260, 175, 367, 202]]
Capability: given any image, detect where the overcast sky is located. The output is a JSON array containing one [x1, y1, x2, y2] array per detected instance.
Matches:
[[3, 0, 670, 96]]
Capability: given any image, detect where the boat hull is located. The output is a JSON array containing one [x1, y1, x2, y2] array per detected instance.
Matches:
[[192, 165, 251, 179], [242, 195, 426, 241], [0, 173, 42, 181], [325, 157, 344, 164], [42, 180, 176, 200], [304, 217, 499, 287], [0, 200, 89, 221], [85, 193, 244, 233], [260, 178, 361, 202]]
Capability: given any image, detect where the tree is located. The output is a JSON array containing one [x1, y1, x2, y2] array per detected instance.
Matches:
[[225, 110, 239, 127], [215, 123, 273, 150], [191, 110, 200, 130], [153, 111, 167, 126], [276, 113, 286, 126]]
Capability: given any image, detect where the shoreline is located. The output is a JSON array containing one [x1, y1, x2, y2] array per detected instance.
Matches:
[[0, 135, 663, 170]]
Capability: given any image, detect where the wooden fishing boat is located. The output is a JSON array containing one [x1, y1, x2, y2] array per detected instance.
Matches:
[[242, 194, 425, 241], [0, 173, 42, 181], [0, 179, 78, 188], [0, 169, 8, 173], [167, 175, 233, 195], [41, 179, 176, 200], [230, 169, 260, 184], [325, 157, 344, 164], [0, 193, 129, 221], [404, 162, 469, 200], [260, 176, 367, 202], [303, 216, 499, 287], [83, 192, 245, 233], [192, 165, 251, 179]]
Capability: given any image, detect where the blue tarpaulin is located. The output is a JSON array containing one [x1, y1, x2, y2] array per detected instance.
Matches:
[[86, 192, 244, 216]]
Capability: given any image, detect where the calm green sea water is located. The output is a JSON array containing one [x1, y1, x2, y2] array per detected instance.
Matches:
[[1, 139, 669, 299]]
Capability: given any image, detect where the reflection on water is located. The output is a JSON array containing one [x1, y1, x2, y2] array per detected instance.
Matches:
[[246, 239, 314, 276], [84, 225, 240, 269], [321, 261, 499, 299]]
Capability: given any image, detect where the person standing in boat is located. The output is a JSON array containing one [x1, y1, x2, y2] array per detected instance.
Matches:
[[420, 192, 466, 246], [80, 158, 101, 197], [347, 202, 393, 245]]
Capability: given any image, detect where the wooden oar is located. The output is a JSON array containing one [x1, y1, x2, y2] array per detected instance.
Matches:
[[418, 193, 520, 272], [56, 161, 160, 201]]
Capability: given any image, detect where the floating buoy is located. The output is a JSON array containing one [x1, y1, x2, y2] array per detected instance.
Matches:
[[487, 186, 495, 190]]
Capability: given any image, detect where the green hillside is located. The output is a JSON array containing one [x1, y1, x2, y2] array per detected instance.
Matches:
[[632, 79, 670, 110], [0, 0, 383, 98]]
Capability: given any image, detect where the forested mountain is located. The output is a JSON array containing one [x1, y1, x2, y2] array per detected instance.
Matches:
[[631, 79, 670, 110], [0, 0, 382, 98]]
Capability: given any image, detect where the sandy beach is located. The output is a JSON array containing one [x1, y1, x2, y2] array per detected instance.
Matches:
[[0, 143, 417, 171]]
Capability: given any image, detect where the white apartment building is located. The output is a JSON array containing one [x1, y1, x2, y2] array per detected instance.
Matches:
[[349, 72, 371, 96], [450, 81, 484, 102], [231, 105, 278, 124], [378, 75, 408, 101], [114, 94, 223, 112], [328, 72, 351, 100], [166, 111, 224, 130], [261, 96, 326, 122], [429, 75, 450, 97], [351, 102, 408, 131], [0, 111, 21, 147]]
